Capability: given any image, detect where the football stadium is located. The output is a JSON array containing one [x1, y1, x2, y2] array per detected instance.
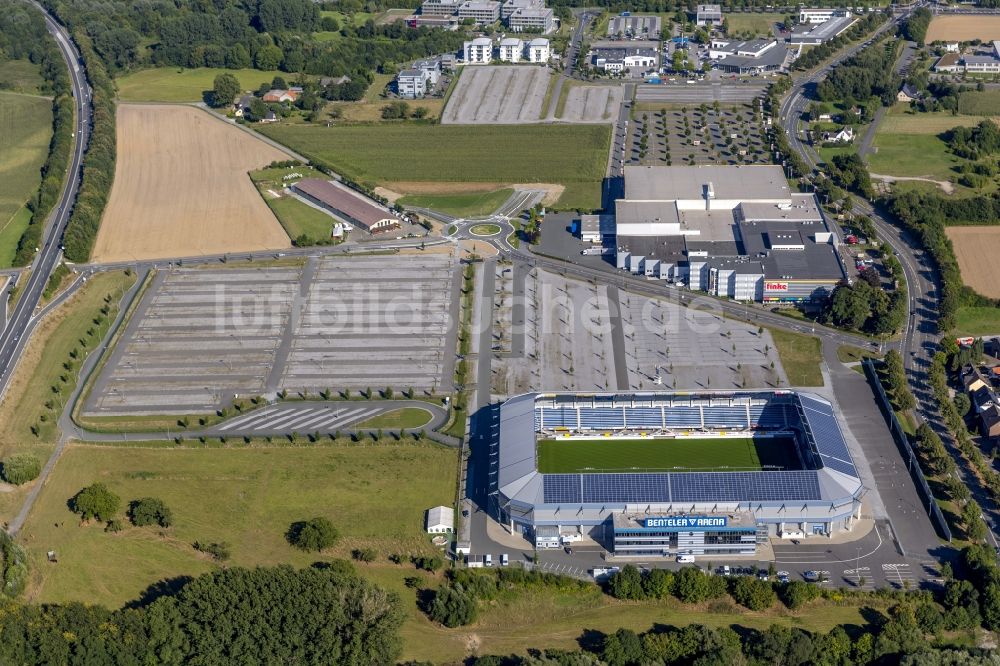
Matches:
[[491, 391, 864, 558]]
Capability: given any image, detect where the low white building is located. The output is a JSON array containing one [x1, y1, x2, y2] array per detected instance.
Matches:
[[695, 4, 722, 26], [464, 37, 494, 63], [526, 37, 550, 63], [426, 506, 454, 534], [499, 37, 524, 61], [798, 7, 848, 24], [397, 68, 430, 98]]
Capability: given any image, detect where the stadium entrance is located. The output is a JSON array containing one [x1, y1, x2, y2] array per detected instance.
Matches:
[[611, 512, 759, 558]]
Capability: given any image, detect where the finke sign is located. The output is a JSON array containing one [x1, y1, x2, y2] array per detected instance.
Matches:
[[765, 281, 789, 292]]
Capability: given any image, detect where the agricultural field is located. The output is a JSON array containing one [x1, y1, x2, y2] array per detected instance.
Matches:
[[946, 226, 1000, 299], [92, 105, 291, 263], [115, 67, 284, 103], [925, 15, 1000, 42], [955, 306, 1000, 337], [725, 12, 785, 36], [0, 91, 52, 267], [20, 442, 458, 607], [397, 188, 513, 217], [957, 90, 1000, 116], [536, 436, 801, 473], [259, 123, 612, 210]]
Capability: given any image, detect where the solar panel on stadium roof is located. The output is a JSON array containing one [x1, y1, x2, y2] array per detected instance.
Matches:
[[543, 475, 582, 503], [582, 473, 670, 503], [670, 471, 821, 502], [798, 396, 859, 479]]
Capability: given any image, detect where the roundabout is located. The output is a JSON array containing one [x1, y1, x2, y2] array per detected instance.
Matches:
[[469, 223, 502, 236]]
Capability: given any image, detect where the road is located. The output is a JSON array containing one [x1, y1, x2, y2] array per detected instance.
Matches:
[[0, 1, 91, 402], [543, 10, 594, 120], [779, 4, 1000, 547]]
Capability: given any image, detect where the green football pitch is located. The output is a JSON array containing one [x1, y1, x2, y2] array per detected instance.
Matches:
[[535, 437, 801, 474]]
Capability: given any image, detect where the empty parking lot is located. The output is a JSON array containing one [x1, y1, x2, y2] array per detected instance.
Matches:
[[636, 81, 768, 104], [82, 254, 459, 416], [441, 66, 552, 124]]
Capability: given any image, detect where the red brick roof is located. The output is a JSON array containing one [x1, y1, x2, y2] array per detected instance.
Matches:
[[293, 179, 399, 231]]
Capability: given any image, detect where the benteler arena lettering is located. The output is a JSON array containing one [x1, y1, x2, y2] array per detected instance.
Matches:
[[644, 516, 727, 530]]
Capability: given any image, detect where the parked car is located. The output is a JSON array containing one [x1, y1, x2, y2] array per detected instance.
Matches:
[[677, 554, 696, 563]]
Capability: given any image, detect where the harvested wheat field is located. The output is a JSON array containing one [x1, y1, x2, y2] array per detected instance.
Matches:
[[946, 226, 1000, 298], [92, 105, 290, 263], [926, 15, 1000, 42]]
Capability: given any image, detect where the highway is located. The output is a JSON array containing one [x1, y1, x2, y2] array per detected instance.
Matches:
[[0, 1, 91, 400]]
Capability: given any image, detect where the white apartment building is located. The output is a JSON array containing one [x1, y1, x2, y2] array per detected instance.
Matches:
[[499, 37, 524, 61], [798, 8, 848, 24], [396, 69, 430, 98], [526, 37, 550, 62], [464, 37, 494, 63]]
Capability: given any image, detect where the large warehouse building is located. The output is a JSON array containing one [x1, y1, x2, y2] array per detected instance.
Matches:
[[615, 165, 847, 302], [491, 391, 864, 558], [292, 179, 401, 234]]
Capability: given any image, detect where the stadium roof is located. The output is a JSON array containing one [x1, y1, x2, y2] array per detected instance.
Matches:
[[496, 392, 862, 510]]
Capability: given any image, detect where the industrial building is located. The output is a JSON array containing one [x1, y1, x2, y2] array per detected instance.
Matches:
[[591, 42, 658, 73], [614, 165, 846, 303], [695, 4, 723, 26], [291, 179, 401, 234], [789, 15, 858, 45], [491, 391, 865, 557], [607, 14, 662, 40]]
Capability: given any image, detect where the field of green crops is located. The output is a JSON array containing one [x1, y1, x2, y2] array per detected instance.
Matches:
[[259, 123, 612, 210]]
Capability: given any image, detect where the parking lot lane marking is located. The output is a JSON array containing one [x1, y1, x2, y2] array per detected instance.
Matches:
[[217, 407, 279, 431], [289, 409, 358, 431], [257, 408, 324, 431]]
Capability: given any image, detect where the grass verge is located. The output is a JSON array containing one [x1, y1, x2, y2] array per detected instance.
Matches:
[[767, 327, 823, 387], [836, 344, 880, 364], [398, 189, 513, 218], [354, 408, 434, 430]]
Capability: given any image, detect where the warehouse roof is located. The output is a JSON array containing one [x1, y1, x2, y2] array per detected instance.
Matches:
[[623, 165, 791, 202], [293, 179, 400, 231]]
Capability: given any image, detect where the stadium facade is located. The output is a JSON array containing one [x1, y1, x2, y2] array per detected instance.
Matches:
[[491, 391, 864, 558]]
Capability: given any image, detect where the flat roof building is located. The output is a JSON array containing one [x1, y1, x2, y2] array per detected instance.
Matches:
[[421, 0, 463, 16], [396, 68, 430, 98], [464, 36, 493, 63], [500, 0, 542, 19], [508, 6, 554, 33], [607, 14, 662, 39], [292, 179, 401, 234], [499, 37, 524, 61], [695, 4, 722, 26], [526, 37, 550, 62], [457, 0, 500, 24], [799, 8, 849, 24], [789, 15, 858, 45], [614, 166, 845, 302]]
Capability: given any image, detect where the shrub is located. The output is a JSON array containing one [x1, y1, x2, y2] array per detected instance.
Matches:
[[730, 576, 776, 611], [194, 541, 231, 561], [427, 584, 477, 627], [0, 455, 41, 485], [128, 497, 173, 527], [70, 483, 120, 522], [352, 548, 377, 562], [412, 555, 443, 572], [105, 518, 124, 533], [286, 517, 338, 552]]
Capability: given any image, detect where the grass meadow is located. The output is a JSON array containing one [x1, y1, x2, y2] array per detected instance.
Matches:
[[20, 442, 458, 607], [725, 12, 785, 36], [259, 123, 612, 210], [957, 90, 1000, 116], [0, 59, 46, 94], [955, 306, 1000, 337], [115, 67, 285, 102], [0, 91, 52, 267], [398, 188, 514, 217], [768, 327, 823, 387]]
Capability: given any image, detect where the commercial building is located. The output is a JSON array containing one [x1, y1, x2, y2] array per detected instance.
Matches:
[[932, 41, 1000, 74], [607, 14, 662, 40], [798, 8, 849, 24], [695, 4, 723, 26], [508, 7, 555, 32], [292, 179, 401, 234], [464, 36, 494, 63], [614, 165, 846, 302], [709, 39, 787, 75], [406, 14, 460, 29], [457, 0, 501, 24], [526, 37, 551, 62], [789, 15, 858, 45], [592, 43, 658, 73], [501, 0, 541, 19], [490, 391, 865, 557], [499, 37, 524, 61]]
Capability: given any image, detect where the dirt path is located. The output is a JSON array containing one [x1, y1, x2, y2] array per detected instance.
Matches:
[[869, 173, 955, 195]]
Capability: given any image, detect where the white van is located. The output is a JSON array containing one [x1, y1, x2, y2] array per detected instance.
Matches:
[[484, 554, 493, 567], [676, 554, 696, 563], [501, 553, 509, 567]]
